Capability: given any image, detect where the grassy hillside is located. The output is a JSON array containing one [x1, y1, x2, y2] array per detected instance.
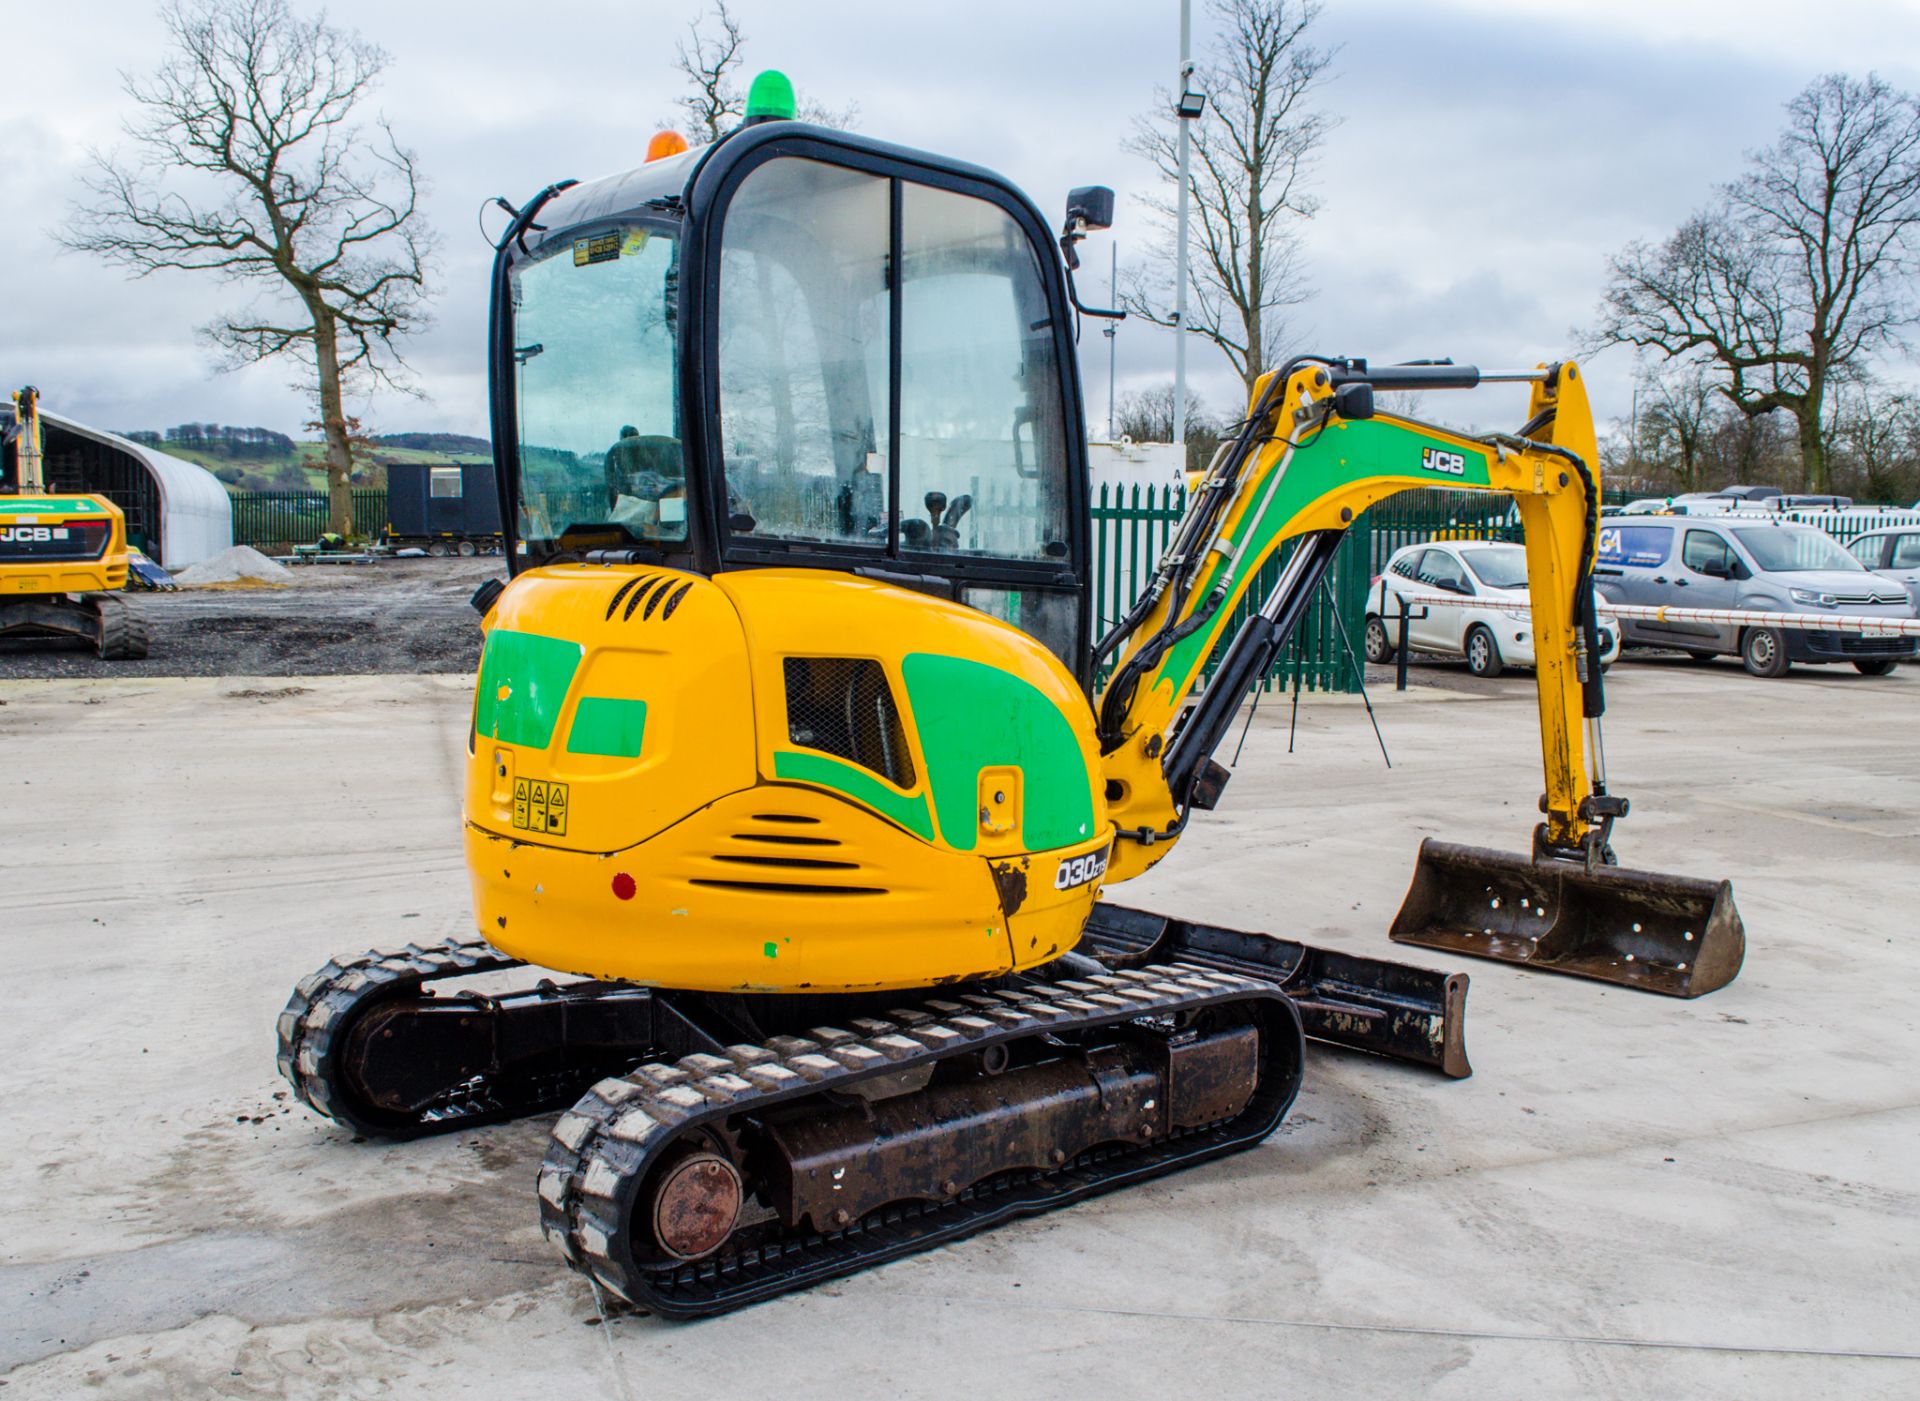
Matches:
[[148, 439, 488, 493]]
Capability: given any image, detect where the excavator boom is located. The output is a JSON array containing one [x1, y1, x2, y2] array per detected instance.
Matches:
[[1094, 356, 1742, 996]]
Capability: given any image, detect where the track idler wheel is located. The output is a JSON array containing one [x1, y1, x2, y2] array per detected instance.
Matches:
[[649, 1151, 743, 1261]]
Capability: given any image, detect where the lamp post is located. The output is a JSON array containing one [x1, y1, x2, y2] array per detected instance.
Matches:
[[1172, 0, 1205, 452], [1105, 242, 1118, 440]]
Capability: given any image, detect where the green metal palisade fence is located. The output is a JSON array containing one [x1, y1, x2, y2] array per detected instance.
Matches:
[[1090, 482, 1636, 696], [1092, 482, 1373, 695], [229, 489, 388, 548]]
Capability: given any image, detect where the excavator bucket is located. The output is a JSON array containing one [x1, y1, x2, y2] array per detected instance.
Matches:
[[1389, 838, 1744, 998]]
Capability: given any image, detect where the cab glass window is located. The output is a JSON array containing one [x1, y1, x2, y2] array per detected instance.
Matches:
[[429, 467, 463, 499], [512, 221, 685, 550], [717, 159, 891, 548], [898, 184, 1069, 562], [963, 587, 1078, 668], [1389, 550, 1423, 580], [1891, 534, 1920, 569]]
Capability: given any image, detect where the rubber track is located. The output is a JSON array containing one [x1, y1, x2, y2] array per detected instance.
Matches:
[[538, 961, 1303, 1318], [277, 935, 530, 1138], [90, 593, 150, 660]]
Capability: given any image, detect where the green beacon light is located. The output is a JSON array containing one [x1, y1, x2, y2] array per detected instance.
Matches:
[[744, 69, 796, 124]]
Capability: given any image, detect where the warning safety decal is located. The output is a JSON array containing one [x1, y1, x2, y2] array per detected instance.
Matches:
[[511, 777, 570, 836]]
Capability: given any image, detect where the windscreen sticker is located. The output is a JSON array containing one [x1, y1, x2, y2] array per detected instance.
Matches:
[[572, 233, 622, 267]]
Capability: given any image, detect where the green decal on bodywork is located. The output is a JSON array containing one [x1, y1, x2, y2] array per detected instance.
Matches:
[[474, 629, 583, 750], [566, 696, 647, 758], [1154, 417, 1491, 695], [901, 653, 1092, 854], [773, 749, 935, 842], [1, 498, 104, 514]]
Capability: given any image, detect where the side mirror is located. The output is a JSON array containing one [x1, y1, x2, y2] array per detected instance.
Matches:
[[1058, 186, 1124, 319], [1332, 382, 1375, 420], [1065, 185, 1115, 232], [1699, 559, 1729, 579]]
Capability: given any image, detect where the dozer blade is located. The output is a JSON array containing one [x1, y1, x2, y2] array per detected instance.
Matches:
[[1389, 837, 1744, 998], [1081, 901, 1471, 1078]]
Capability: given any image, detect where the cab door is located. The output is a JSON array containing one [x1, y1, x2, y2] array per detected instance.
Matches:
[[703, 146, 1089, 678]]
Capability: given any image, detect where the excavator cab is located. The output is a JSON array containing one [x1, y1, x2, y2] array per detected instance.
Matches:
[[493, 121, 1090, 674]]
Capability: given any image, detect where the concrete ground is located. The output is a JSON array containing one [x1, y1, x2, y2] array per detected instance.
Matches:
[[2, 659, 1916, 1399]]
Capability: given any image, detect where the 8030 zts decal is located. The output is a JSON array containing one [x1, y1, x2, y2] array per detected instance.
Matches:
[[1054, 848, 1110, 890]]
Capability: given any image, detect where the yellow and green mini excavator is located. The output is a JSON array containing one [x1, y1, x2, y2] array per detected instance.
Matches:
[[0, 387, 149, 659], [279, 77, 1743, 1317]]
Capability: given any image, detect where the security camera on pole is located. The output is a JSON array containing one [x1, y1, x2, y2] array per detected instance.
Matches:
[[1172, 0, 1207, 452]]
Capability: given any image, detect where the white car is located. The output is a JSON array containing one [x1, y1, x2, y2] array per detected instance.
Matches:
[[1365, 541, 1622, 678]]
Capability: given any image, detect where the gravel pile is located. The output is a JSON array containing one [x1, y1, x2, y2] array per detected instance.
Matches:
[[173, 546, 296, 587]]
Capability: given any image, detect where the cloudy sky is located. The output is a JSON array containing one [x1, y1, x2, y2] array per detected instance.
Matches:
[[6, 0, 1920, 443]]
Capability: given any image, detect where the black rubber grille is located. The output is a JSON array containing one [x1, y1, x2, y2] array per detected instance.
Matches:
[[1833, 635, 1909, 656], [783, 658, 915, 789]]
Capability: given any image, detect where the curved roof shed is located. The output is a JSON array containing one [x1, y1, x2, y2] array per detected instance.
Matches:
[[35, 411, 234, 569]]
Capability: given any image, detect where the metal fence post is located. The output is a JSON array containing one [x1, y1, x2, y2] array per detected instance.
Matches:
[[1396, 591, 1411, 692]]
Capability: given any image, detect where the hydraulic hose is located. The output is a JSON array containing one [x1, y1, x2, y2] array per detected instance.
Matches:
[[1483, 425, 1606, 720], [1095, 354, 1343, 751]]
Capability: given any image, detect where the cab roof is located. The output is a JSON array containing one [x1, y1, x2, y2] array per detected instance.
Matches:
[[512, 120, 1053, 266]]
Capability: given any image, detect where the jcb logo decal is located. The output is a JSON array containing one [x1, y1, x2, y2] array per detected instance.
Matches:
[[1421, 447, 1466, 476], [0, 527, 55, 542]]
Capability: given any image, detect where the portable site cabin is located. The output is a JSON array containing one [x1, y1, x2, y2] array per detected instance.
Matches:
[[384, 460, 503, 549], [0, 404, 232, 570]]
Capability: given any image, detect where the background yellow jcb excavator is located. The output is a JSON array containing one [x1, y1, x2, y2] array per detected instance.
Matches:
[[0, 386, 150, 659], [279, 76, 1743, 1318]]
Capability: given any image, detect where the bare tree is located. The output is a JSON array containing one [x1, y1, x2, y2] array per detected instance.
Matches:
[[674, 2, 747, 143], [60, 0, 433, 537], [673, 2, 857, 143], [1115, 382, 1221, 470], [1595, 73, 1920, 491], [1122, 0, 1335, 402], [1634, 361, 1719, 492], [1829, 380, 1920, 503]]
